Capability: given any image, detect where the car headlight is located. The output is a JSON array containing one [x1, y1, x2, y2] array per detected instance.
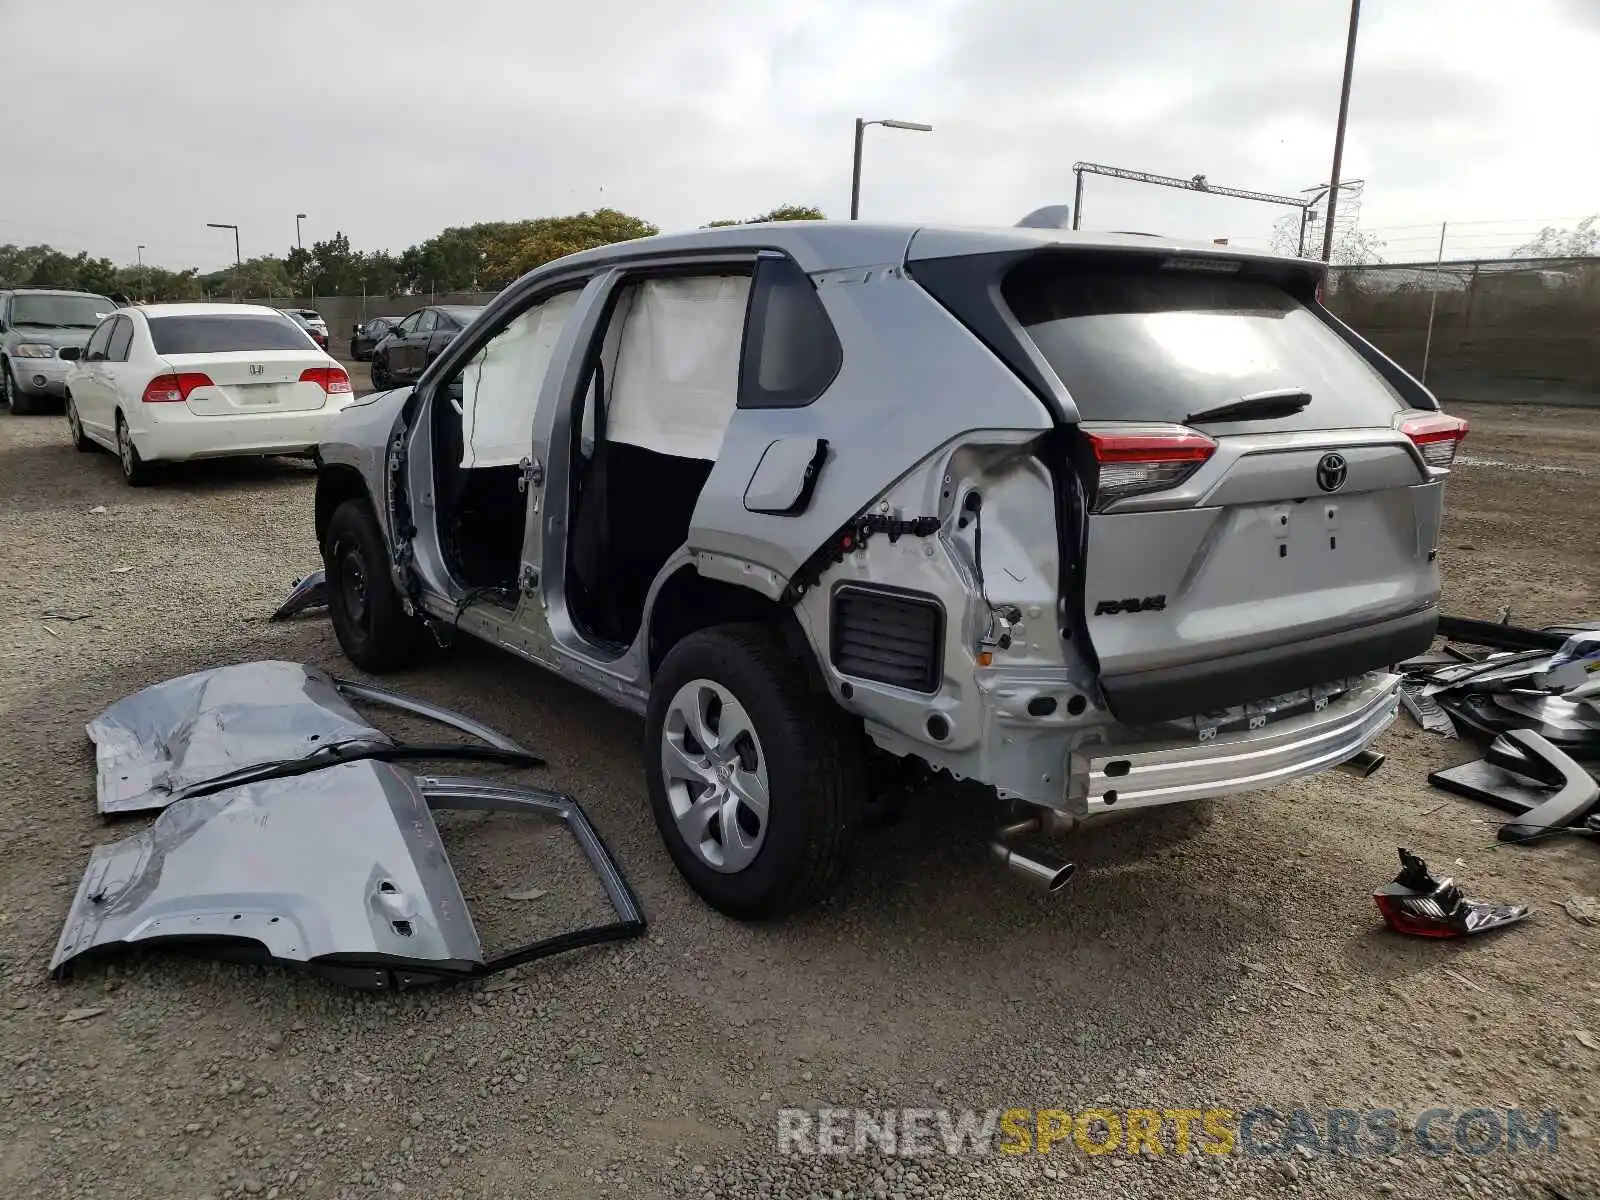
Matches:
[[12, 343, 59, 359]]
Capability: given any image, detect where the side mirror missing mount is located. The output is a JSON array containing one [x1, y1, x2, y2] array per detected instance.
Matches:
[[58, 346, 82, 361]]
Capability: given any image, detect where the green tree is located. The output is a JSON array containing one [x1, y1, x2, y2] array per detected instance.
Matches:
[[1513, 215, 1599, 259], [704, 204, 827, 227]]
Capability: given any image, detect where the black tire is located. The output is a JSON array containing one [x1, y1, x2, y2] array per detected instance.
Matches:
[[645, 624, 867, 920], [322, 499, 421, 673], [4, 361, 41, 415], [115, 413, 155, 486], [65, 393, 91, 451], [370, 355, 391, 391]]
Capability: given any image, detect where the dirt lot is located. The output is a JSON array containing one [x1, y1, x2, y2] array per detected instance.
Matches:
[[0, 397, 1595, 1200]]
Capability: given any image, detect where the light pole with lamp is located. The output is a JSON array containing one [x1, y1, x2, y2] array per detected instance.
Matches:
[[850, 117, 933, 220], [295, 212, 309, 303], [206, 223, 241, 297]]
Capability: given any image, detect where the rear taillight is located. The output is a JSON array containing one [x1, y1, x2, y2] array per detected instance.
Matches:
[[1397, 411, 1469, 468], [299, 366, 352, 395], [141, 372, 213, 403], [1082, 426, 1217, 511]]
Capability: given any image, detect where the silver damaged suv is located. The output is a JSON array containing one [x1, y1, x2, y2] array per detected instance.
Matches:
[[314, 223, 1467, 918]]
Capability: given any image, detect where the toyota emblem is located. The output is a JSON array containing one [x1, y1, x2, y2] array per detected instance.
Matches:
[[1316, 452, 1348, 493]]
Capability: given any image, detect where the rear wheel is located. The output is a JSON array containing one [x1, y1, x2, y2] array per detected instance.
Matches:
[[322, 499, 420, 672], [646, 624, 867, 920], [65, 394, 91, 451], [115, 413, 154, 486]]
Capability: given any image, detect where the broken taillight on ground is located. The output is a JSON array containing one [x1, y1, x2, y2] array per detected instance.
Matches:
[[1397, 412, 1470, 468], [1373, 848, 1529, 938]]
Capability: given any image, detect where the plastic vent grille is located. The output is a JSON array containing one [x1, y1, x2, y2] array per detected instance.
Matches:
[[830, 587, 943, 694]]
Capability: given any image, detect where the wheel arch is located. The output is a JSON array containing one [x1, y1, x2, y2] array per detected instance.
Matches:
[[315, 464, 377, 546], [645, 566, 815, 682]]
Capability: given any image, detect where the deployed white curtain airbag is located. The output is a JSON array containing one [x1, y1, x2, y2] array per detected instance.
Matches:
[[607, 275, 750, 460], [458, 290, 578, 469]]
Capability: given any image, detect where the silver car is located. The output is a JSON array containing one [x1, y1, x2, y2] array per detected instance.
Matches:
[[1, 288, 117, 413], [314, 222, 1467, 918]]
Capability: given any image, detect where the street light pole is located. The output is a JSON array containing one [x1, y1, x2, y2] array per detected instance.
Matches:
[[1320, 0, 1362, 262], [849, 117, 933, 220], [206, 223, 242, 296], [295, 212, 306, 251], [136, 244, 145, 301]]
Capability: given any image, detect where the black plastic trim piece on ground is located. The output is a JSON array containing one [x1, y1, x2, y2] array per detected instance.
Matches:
[[1099, 608, 1437, 726], [1435, 615, 1569, 652]]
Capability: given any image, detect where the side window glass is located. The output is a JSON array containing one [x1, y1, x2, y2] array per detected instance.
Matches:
[[415, 310, 438, 335], [395, 313, 421, 337], [738, 253, 842, 409], [83, 319, 115, 361], [456, 288, 582, 469], [107, 317, 134, 362]]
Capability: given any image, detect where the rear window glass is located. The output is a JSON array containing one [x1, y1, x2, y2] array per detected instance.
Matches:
[[1004, 261, 1404, 429], [147, 314, 315, 355]]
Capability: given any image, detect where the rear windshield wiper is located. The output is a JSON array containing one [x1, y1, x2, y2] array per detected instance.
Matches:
[[1184, 389, 1312, 425]]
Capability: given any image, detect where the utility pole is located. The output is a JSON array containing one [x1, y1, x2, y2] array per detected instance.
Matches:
[[136, 244, 145, 301], [1420, 221, 1448, 384], [1320, 0, 1362, 262]]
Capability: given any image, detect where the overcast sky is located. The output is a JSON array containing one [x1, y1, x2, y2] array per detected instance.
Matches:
[[2, 0, 1595, 272]]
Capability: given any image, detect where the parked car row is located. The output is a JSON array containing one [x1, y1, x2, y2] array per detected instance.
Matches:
[[0, 295, 355, 484]]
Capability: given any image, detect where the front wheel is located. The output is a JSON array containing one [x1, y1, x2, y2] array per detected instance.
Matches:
[[322, 499, 421, 673], [646, 624, 867, 920], [65, 395, 91, 451], [370, 356, 391, 391], [4, 362, 40, 415]]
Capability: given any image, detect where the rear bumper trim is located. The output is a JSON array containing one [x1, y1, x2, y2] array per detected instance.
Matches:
[[1068, 671, 1402, 815], [1098, 607, 1437, 725]]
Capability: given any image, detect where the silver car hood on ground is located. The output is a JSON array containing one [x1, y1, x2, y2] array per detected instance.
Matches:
[[88, 661, 391, 815], [51, 761, 646, 989]]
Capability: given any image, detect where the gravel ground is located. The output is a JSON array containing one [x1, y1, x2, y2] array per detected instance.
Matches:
[[0, 397, 1596, 1200]]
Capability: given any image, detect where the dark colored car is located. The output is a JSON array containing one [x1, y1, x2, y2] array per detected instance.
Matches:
[[280, 309, 330, 352], [369, 305, 484, 390], [348, 315, 403, 362]]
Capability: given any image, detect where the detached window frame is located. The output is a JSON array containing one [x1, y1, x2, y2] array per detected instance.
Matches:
[[736, 250, 843, 410]]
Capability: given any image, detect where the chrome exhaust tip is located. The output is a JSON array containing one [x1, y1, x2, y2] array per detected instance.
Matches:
[[1336, 748, 1386, 779], [990, 841, 1076, 893]]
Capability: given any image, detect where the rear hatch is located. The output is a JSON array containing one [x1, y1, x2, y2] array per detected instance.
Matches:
[[146, 312, 342, 415], [914, 243, 1465, 725]]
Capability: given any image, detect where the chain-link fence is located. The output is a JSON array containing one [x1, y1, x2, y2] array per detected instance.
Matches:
[[1325, 257, 1600, 407]]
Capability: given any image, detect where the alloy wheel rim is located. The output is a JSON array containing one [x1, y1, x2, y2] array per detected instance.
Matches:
[[661, 678, 770, 873], [66, 401, 80, 443], [118, 423, 133, 475]]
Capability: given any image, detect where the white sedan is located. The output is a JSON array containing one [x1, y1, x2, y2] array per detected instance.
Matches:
[[63, 303, 359, 486]]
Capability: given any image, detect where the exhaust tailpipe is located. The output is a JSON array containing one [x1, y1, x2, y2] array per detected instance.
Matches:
[[1336, 748, 1386, 779], [990, 842, 1075, 892], [989, 815, 1076, 893]]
